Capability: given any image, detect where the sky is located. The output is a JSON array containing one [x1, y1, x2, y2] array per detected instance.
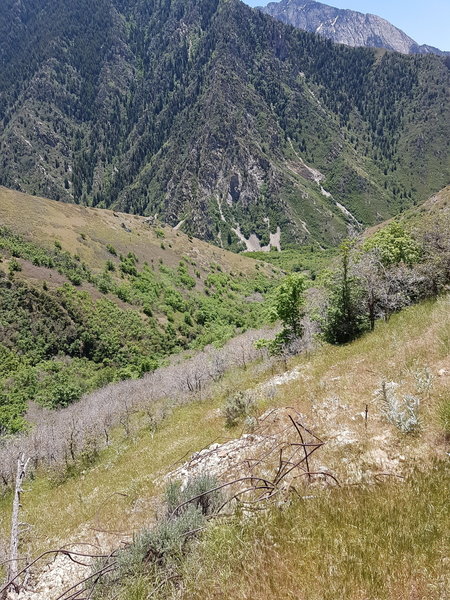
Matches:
[[243, 0, 450, 51]]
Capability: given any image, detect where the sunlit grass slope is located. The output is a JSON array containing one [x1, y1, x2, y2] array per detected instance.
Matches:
[[0, 186, 273, 276], [181, 462, 449, 600], [1, 294, 448, 563]]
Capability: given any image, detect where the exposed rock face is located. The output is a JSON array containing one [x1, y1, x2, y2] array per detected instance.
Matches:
[[259, 0, 449, 56]]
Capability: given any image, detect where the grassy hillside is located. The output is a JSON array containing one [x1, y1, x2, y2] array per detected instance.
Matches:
[[0, 187, 279, 433], [181, 462, 449, 600], [0, 292, 448, 597], [0, 187, 449, 598]]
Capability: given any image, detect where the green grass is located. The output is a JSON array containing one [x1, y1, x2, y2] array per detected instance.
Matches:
[[1, 295, 448, 564], [180, 462, 449, 600], [243, 247, 336, 279]]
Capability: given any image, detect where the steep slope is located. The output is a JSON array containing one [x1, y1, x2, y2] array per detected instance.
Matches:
[[1, 292, 448, 598], [0, 0, 450, 249], [0, 186, 277, 433], [259, 0, 449, 56]]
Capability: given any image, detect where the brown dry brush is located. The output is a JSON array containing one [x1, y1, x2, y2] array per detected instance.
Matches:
[[0, 327, 276, 491]]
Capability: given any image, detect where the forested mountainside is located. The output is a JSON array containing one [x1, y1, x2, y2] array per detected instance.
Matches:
[[0, 0, 450, 249], [259, 0, 450, 56]]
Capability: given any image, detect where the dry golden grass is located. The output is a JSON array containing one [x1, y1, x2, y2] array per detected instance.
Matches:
[[0, 186, 272, 277], [180, 461, 449, 600]]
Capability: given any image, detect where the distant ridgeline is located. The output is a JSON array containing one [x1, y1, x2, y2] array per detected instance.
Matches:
[[0, 0, 449, 250], [259, 0, 450, 56]]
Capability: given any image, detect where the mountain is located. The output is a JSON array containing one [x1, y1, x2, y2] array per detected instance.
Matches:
[[0, 0, 450, 251], [259, 0, 450, 56]]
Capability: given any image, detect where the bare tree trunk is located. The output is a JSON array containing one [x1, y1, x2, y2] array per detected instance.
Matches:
[[3, 454, 29, 598]]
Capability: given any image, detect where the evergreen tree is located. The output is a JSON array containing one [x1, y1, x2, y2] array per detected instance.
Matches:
[[323, 241, 368, 344]]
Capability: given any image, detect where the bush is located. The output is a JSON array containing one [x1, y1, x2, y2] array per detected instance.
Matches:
[[363, 222, 422, 266], [96, 476, 220, 596], [68, 271, 82, 285], [222, 390, 256, 427], [378, 381, 421, 434], [166, 475, 222, 517], [8, 258, 22, 274]]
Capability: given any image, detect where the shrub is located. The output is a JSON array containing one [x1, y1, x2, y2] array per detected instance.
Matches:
[[8, 258, 22, 274], [378, 381, 421, 434], [96, 476, 220, 595], [67, 271, 82, 285], [115, 505, 205, 579], [143, 304, 153, 317], [166, 475, 222, 517], [363, 222, 422, 266], [222, 390, 256, 427]]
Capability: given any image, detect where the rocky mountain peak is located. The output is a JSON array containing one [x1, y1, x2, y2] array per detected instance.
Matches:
[[259, 0, 449, 56]]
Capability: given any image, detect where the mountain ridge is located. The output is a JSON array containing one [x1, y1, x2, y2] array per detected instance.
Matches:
[[258, 0, 450, 56]]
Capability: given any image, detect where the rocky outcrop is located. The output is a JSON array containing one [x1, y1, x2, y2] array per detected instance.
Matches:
[[259, 0, 449, 56]]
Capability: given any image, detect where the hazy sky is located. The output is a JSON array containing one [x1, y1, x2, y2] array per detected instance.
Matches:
[[243, 0, 450, 51]]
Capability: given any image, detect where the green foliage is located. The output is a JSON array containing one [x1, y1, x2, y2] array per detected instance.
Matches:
[[323, 241, 369, 345], [269, 273, 306, 337], [177, 263, 196, 289], [243, 248, 334, 279], [363, 222, 422, 266], [258, 273, 307, 354], [0, 229, 276, 433], [0, 226, 91, 282], [8, 258, 22, 274]]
